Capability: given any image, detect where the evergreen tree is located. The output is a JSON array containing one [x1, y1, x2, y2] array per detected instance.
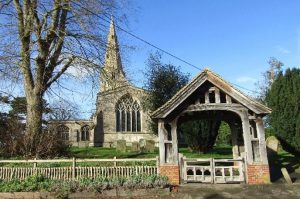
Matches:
[[143, 52, 190, 111], [143, 52, 189, 134], [266, 68, 300, 155], [180, 112, 221, 153], [215, 121, 232, 146]]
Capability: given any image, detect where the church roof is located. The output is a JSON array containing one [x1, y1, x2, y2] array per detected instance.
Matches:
[[151, 68, 271, 119]]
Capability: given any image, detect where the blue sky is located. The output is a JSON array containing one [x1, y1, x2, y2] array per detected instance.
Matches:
[[122, 0, 300, 92], [63, 0, 300, 118], [2, 1, 300, 119]]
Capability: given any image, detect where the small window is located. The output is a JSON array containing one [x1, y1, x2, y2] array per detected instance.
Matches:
[[81, 126, 90, 141], [57, 125, 69, 141]]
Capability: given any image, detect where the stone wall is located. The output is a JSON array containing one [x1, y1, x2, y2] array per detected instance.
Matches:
[[48, 121, 94, 147], [247, 164, 270, 184], [96, 85, 157, 147]]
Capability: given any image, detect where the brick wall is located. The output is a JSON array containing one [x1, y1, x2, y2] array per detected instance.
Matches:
[[247, 164, 270, 184], [160, 165, 180, 185]]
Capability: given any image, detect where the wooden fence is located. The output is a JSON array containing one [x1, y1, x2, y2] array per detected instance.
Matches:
[[0, 157, 159, 181]]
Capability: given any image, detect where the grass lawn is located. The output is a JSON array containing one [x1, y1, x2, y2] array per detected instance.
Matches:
[[69, 146, 234, 159], [179, 146, 233, 159], [70, 147, 158, 159], [1, 146, 299, 174]]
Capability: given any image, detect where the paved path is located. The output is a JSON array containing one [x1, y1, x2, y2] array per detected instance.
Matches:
[[0, 184, 299, 198], [172, 183, 300, 199]]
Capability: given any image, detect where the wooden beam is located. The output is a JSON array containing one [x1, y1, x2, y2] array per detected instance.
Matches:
[[215, 88, 220, 103], [255, 117, 269, 164], [170, 117, 179, 164], [205, 91, 209, 104], [226, 94, 232, 104], [158, 120, 166, 165], [241, 110, 254, 164]]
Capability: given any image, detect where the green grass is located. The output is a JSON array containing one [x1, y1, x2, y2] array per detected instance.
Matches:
[[70, 147, 159, 159], [179, 146, 233, 159], [70, 146, 234, 159]]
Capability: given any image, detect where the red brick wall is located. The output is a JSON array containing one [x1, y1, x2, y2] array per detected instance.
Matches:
[[160, 165, 180, 185], [247, 164, 270, 184]]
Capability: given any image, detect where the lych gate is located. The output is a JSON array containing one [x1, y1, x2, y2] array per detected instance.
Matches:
[[151, 69, 271, 185]]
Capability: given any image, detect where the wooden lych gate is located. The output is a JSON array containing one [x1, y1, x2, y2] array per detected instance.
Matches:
[[151, 69, 271, 185]]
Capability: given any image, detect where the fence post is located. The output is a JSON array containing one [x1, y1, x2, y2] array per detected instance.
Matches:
[[114, 156, 117, 167], [211, 158, 214, 184], [33, 157, 37, 169], [33, 157, 37, 175], [156, 156, 160, 174], [72, 157, 76, 180], [178, 153, 183, 181]]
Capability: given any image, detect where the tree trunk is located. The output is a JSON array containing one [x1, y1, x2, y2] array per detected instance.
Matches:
[[24, 92, 43, 157]]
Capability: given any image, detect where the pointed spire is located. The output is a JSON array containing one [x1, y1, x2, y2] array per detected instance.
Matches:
[[100, 16, 127, 92], [107, 16, 118, 50]]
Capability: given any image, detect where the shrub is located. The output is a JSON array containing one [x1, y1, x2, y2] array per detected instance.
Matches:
[[0, 174, 169, 193]]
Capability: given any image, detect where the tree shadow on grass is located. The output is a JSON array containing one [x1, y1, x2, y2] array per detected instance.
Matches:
[[204, 193, 228, 199], [268, 151, 300, 183]]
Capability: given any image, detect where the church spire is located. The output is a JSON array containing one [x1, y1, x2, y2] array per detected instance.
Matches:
[[100, 17, 127, 92]]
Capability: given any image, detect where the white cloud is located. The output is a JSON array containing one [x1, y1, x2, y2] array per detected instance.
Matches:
[[66, 66, 88, 78], [276, 45, 290, 54], [236, 76, 257, 83]]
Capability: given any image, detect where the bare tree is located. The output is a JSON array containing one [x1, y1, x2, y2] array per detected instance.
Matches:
[[0, 0, 129, 156], [48, 100, 80, 120], [256, 57, 283, 102]]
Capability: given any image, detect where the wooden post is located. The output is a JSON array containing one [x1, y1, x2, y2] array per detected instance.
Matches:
[[178, 153, 184, 182], [231, 125, 239, 159], [205, 91, 209, 103], [170, 117, 179, 164], [114, 156, 117, 167], [156, 156, 160, 174], [241, 110, 254, 164], [183, 157, 187, 183], [226, 94, 232, 104], [211, 158, 214, 184], [72, 157, 76, 180], [33, 158, 37, 169], [158, 120, 166, 165], [215, 88, 220, 103], [255, 117, 268, 164]]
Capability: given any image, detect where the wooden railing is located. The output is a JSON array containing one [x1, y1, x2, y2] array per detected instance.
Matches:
[[0, 157, 159, 181]]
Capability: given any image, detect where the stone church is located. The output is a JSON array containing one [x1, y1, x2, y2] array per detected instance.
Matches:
[[49, 18, 157, 147]]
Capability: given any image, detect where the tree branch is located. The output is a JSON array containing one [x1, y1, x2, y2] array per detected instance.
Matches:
[[45, 56, 74, 90]]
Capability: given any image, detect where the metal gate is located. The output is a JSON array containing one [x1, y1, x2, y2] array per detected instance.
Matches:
[[180, 157, 245, 184]]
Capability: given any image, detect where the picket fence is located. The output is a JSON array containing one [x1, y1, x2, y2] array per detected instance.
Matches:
[[0, 157, 159, 181]]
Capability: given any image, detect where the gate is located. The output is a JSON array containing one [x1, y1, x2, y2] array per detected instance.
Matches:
[[180, 157, 245, 184]]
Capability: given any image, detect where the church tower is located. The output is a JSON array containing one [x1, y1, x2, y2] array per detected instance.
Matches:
[[100, 17, 128, 92]]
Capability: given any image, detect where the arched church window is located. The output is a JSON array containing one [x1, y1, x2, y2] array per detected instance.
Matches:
[[81, 125, 90, 141], [116, 94, 141, 132], [57, 125, 69, 141]]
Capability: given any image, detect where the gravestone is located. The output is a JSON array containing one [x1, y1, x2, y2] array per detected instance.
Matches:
[[116, 140, 126, 152], [145, 140, 155, 153], [139, 139, 146, 152], [281, 168, 293, 184], [131, 141, 139, 152], [266, 136, 279, 156]]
